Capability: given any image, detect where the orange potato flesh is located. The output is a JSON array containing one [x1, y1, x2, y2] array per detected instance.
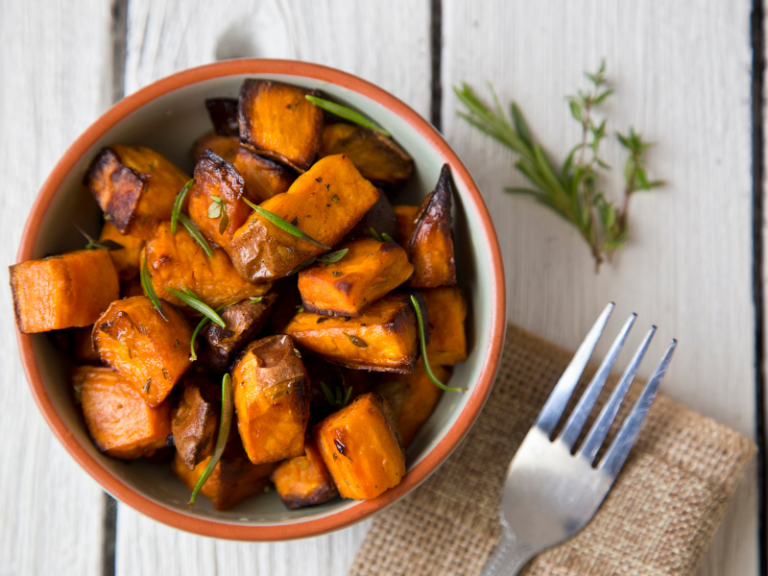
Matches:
[[232, 335, 310, 465], [75, 365, 171, 460], [229, 154, 379, 283], [238, 80, 324, 171], [298, 238, 413, 316], [92, 295, 192, 407], [271, 435, 338, 509], [393, 205, 419, 249], [234, 146, 294, 202], [396, 361, 450, 447], [313, 392, 405, 500], [187, 150, 253, 249], [190, 131, 240, 164], [143, 222, 270, 311], [420, 287, 468, 366], [99, 221, 145, 281], [283, 293, 418, 374], [10, 250, 120, 334]]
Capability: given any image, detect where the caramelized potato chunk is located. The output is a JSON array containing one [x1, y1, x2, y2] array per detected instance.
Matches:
[[238, 80, 324, 171], [408, 165, 457, 287], [271, 436, 338, 509], [92, 295, 192, 407], [234, 146, 294, 202], [144, 222, 270, 311], [346, 192, 398, 241], [319, 124, 413, 186], [75, 366, 171, 460], [284, 293, 418, 373], [314, 392, 405, 500], [99, 221, 145, 281], [205, 97, 240, 137], [187, 150, 253, 249], [232, 335, 310, 465], [198, 292, 278, 372], [394, 205, 419, 249], [171, 378, 218, 470], [229, 154, 379, 283], [420, 287, 468, 366], [298, 238, 413, 316], [190, 131, 239, 164], [395, 361, 450, 447], [10, 250, 119, 334], [84, 145, 189, 239]]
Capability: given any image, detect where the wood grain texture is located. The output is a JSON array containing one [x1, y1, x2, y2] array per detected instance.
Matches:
[[442, 2, 757, 575], [116, 2, 429, 575], [0, 1, 114, 575]]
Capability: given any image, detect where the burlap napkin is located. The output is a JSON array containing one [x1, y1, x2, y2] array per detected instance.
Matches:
[[348, 323, 756, 576]]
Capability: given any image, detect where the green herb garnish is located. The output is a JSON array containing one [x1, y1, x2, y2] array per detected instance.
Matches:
[[381, 233, 395, 243], [178, 213, 213, 257], [296, 305, 305, 314], [321, 381, 353, 408], [189, 305, 225, 361], [345, 333, 368, 348], [317, 248, 349, 263], [170, 179, 194, 234], [189, 373, 233, 507], [74, 224, 124, 251], [410, 294, 465, 392], [369, 228, 383, 242], [141, 257, 168, 321], [305, 95, 391, 137], [165, 286, 226, 328], [242, 198, 331, 250], [207, 195, 230, 234], [249, 296, 264, 304]]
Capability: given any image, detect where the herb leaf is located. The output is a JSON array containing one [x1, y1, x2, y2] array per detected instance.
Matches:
[[178, 213, 214, 257], [165, 286, 226, 328], [141, 257, 168, 322], [305, 95, 391, 137], [171, 179, 194, 234], [369, 228, 383, 242], [381, 233, 395, 243], [189, 305, 225, 361], [320, 381, 353, 408], [74, 224, 124, 251], [249, 296, 264, 303], [410, 295, 465, 392], [317, 248, 349, 263], [242, 198, 331, 250], [345, 333, 368, 348]]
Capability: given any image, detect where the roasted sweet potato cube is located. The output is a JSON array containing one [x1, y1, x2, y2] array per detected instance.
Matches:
[[420, 287, 468, 366], [395, 361, 450, 447], [187, 150, 253, 249], [197, 292, 278, 372], [271, 435, 338, 509], [143, 222, 270, 311], [10, 250, 120, 334], [99, 221, 145, 281], [171, 378, 218, 470], [284, 293, 418, 373], [232, 335, 311, 465], [75, 366, 171, 460], [298, 238, 413, 316], [319, 124, 413, 187], [92, 295, 193, 407], [205, 97, 240, 137], [408, 165, 457, 287], [84, 145, 190, 239], [238, 80, 324, 171], [234, 146, 294, 202], [229, 154, 379, 283], [313, 392, 405, 500], [393, 205, 419, 249], [190, 131, 239, 164], [346, 192, 398, 241]]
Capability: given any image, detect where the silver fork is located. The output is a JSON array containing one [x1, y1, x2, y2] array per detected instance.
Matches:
[[481, 303, 677, 576]]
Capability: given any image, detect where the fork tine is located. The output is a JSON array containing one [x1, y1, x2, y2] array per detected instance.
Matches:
[[599, 340, 677, 476], [577, 326, 656, 464], [535, 302, 615, 436], [558, 313, 637, 451]]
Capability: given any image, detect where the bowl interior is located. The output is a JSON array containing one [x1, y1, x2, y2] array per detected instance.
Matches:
[[28, 72, 495, 527]]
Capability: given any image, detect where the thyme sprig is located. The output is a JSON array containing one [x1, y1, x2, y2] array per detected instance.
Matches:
[[410, 295, 465, 392], [207, 195, 229, 234], [141, 257, 168, 321], [321, 381, 353, 408], [242, 198, 331, 250], [305, 95, 390, 137]]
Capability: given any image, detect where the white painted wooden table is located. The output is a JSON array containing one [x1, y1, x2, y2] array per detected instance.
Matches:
[[0, 1, 762, 574]]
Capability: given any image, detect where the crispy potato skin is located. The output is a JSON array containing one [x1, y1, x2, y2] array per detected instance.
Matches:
[[188, 150, 253, 249], [284, 293, 418, 373], [100, 221, 145, 281], [205, 98, 240, 137], [319, 124, 413, 187], [92, 295, 192, 407], [393, 205, 419, 249], [198, 292, 278, 372], [238, 80, 324, 171], [10, 250, 120, 334], [144, 222, 270, 311], [229, 154, 379, 283], [171, 379, 218, 470], [271, 435, 338, 509], [408, 165, 457, 287], [313, 392, 405, 500], [298, 238, 413, 316], [346, 192, 398, 241], [396, 361, 450, 447], [75, 366, 171, 460], [234, 146, 294, 202], [190, 131, 240, 164], [232, 335, 311, 465], [420, 287, 468, 366], [84, 145, 189, 239]]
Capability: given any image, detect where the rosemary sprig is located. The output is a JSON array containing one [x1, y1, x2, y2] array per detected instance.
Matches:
[[242, 198, 331, 250], [410, 295, 465, 392], [305, 95, 391, 137], [381, 232, 395, 243], [454, 61, 662, 270], [189, 305, 226, 361], [189, 373, 233, 507], [317, 248, 348, 263], [369, 228, 383, 242], [321, 381, 353, 409], [74, 224, 124, 251], [178, 213, 213, 257], [141, 257, 168, 322], [165, 286, 226, 328], [170, 179, 194, 234]]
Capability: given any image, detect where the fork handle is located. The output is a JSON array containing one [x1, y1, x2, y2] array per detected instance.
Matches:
[[481, 520, 538, 576]]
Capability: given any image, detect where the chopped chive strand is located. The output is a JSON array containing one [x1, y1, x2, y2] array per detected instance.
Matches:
[[189, 374, 233, 507], [243, 198, 331, 250], [305, 95, 391, 137], [171, 179, 194, 234], [141, 258, 168, 322], [178, 213, 213, 257], [165, 286, 226, 328], [410, 295, 466, 392]]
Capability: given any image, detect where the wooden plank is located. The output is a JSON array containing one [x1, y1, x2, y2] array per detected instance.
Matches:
[[116, 2, 430, 575], [442, 2, 757, 575], [0, 1, 115, 574]]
